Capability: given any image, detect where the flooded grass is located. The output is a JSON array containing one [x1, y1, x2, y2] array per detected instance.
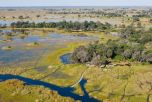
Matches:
[[0, 29, 152, 102], [0, 29, 98, 74]]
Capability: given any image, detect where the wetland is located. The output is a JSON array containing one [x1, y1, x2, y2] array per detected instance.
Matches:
[[0, 7, 152, 102]]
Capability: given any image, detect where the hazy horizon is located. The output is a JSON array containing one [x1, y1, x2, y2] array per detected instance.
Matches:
[[0, 0, 152, 7]]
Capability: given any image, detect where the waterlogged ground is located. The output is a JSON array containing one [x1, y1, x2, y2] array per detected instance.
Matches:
[[0, 29, 152, 102], [0, 29, 100, 87], [0, 29, 97, 70], [0, 29, 102, 102]]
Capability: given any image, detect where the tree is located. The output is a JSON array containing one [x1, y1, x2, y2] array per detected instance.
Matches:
[[123, 49, 133, 59], [120, 25, 136, 38], [133, 17, 140, 22], [137, 22, 142, 28], [106, 48, 114, 58], [149, 19, 152, 23], [18, 15, 24, 19], [71, 46, 91, 63]]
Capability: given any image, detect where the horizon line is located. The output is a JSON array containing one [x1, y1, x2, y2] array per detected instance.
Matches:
[[0, 5, 152, 8]]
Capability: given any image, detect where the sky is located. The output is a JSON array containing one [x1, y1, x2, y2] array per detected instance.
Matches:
[[0, 0, 152, 7]]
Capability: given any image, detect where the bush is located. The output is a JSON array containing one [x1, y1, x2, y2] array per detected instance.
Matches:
[[141, 51, 152, 63], [114, 55, 124, 61]]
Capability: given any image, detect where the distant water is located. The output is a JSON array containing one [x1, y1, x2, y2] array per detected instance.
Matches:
[[0, 20, 13, 26]]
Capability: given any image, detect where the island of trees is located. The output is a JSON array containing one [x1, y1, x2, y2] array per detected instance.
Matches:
[[71, 24, 152, 66]]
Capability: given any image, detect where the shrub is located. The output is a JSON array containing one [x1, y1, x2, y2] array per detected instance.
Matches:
[[114, 55, 124, 61]]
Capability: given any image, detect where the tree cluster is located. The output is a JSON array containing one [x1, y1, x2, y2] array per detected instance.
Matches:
[[71, 25, 152, 65], [10, 21, 112, 31]]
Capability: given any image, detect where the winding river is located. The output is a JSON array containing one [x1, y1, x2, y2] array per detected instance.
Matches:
[[0, 29, 100, 101], [0, 74, 100, 102]]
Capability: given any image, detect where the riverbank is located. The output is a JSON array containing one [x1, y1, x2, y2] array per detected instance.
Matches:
[[0, 26, 151, 102]]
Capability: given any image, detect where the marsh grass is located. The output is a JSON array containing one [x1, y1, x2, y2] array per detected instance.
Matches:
[[0, 28, 151, 102]]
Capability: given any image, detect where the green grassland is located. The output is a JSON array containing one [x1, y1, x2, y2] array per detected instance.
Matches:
[[0, 29, 152, 102], [0, 79, 76, 102]]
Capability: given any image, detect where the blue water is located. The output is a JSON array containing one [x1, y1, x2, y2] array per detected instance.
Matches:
[[0, 74, 101, 102], [0, 50, 37, 63], [0, 20, 13, 26], [60, 53, 72, 64], [0, 30, 98, 65], [0, 30, 101, 101]]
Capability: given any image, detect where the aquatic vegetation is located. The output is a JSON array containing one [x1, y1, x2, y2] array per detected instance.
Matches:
[[0, 7, 152, 102], [26, 42, 39, 47], [1, 46, 12, 50]]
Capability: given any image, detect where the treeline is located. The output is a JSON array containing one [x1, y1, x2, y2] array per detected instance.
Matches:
[[10, 21, 112, 31], [71, 25, 152, 65], [47, 9, 123, 17]]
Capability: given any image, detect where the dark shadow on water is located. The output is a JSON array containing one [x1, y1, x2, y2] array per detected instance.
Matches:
[[0, 74, 101, 102]]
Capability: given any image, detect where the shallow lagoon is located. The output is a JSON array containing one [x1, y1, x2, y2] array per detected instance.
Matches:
[[0, 30, 98, 70], [0, 30, 99, 101]]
